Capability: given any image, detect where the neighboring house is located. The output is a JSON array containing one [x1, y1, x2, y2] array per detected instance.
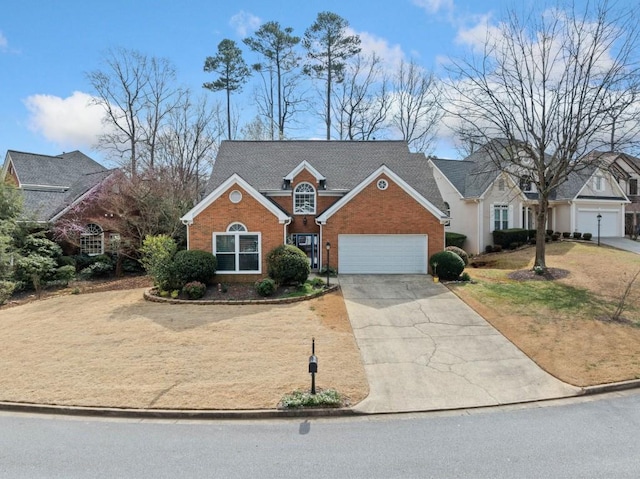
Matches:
[[586, 151, 640, 236], [1, 149, 118, 255], [429, 143, 628, 255], [180, 141, 448, 280]]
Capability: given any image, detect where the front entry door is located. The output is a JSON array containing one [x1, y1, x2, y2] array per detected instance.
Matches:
[[294, 234, 319, 271]]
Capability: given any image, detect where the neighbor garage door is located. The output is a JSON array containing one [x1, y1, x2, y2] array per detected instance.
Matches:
[[577, 210, 619, 237], [338, 234, 428, 274]]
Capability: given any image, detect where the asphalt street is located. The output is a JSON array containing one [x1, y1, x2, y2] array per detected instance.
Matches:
[[1, 391, 639, 478]]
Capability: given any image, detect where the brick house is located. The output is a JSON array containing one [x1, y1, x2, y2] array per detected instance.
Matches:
[[180, 141, 448, 280], [1, 149, 119, 255]]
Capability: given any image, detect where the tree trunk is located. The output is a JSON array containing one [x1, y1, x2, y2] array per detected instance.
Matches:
[[534, 196, 549, 270]]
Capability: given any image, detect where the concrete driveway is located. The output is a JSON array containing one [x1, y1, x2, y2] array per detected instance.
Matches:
[[600, 237, 640, 254], [340, 275, 580, 414]]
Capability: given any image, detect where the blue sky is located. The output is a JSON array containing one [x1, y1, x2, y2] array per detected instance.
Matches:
[[1, 0, 566, 163]]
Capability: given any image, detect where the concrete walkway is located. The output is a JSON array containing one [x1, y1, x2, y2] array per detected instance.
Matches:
[[600, 237, 640, 254], [340, 275, 580, 414]]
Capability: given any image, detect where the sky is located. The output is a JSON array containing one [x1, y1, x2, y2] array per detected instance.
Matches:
[[0, 0, 586, 165]]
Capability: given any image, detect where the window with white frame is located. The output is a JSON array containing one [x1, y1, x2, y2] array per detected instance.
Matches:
[[80, 223, 104, 256], [214, 223, 260, 273], [493, 204, 509, 231], [593, 175, 605, 192], [294, 182, 316, 214]]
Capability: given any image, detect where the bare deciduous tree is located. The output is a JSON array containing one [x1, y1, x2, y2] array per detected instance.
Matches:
[[444, 1, 640, 270], [87, 48, 182, 176], [334, 53, 390, 141], [391, 59, 441, 152]]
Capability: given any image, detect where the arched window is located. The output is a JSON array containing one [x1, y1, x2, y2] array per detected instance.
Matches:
[[294, 182, 316, 214], [214, 222, 260, 273], [80, 223, 104, 256], [227, 222, 247, 232]]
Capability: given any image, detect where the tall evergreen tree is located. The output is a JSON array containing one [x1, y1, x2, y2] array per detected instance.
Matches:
[[303, 12, 361, 140], [203, 39, 251, 139]]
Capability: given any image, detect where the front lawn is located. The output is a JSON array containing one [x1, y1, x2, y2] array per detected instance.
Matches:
[[450, 242, 640, 386]]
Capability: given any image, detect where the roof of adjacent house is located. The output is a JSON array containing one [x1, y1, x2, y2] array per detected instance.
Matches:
[[205, 140, 445, 211], [3, 150, 112, 222], [432, 141, 626, 201], [5, 150, 107, 187]]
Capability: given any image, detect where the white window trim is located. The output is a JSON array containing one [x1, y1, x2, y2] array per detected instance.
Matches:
[[213, 231, 262, 274], [593, 175, 605, 192], [80, 223, 105, 256], [293, 182, 316, 215], [490, 203, 512, 232]]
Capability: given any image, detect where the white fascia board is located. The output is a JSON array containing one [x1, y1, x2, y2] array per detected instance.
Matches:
[[283, 161, 326, 182], [180, 174, 291, 225], [316, 165, 446, 224]]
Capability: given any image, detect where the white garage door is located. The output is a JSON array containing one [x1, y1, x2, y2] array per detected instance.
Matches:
[[338, 234, 428, 274], [577, 210, 619, 237]]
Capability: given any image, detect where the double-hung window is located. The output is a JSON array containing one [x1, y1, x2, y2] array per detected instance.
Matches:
[[494, 204, 509, 231], [214, 223, 260, 273]]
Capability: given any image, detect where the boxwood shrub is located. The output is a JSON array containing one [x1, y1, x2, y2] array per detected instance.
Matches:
[[445, 232, 467, 248], [444, 245, 469, 266], [429, 250, 465, 281], [172, 249, 217, 286], [492, 228, 529, 249], [267, 245, 310, 286]]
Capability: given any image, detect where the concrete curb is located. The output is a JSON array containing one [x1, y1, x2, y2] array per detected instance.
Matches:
[[0, 401, 360, 420], [2, 380, 639, 420]]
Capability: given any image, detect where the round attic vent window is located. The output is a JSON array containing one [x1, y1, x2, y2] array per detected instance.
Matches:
[[377, 179, 388, 190], [229, 190, 243, 203]]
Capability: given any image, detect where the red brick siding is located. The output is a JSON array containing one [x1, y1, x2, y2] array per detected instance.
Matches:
[[189, 184, 284, 282], [322, 174, 444, 269]]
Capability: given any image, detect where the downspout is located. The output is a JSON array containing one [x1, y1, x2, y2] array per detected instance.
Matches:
[[181, 219, 193, 249], [283, 218, 292, 244]]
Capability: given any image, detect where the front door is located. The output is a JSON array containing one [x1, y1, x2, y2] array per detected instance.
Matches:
[[294, 234, 319, 271]]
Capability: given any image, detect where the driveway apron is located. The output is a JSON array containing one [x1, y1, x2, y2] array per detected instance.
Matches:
[[340, 275, 580, 414]]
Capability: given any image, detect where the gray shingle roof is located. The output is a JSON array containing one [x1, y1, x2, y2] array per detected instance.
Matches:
[[206, 140, 445, 210], [7, 150, 107, 187], [4, 150, 111, 222]]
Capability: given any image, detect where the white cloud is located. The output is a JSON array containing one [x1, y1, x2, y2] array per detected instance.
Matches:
[[454, 14, 500, 50], [24, 91, 106, 149], [0, 31, 8, 51], [348, 28, 406, 73], [412, 0, 454, 15], [230, 10, 261, 37]]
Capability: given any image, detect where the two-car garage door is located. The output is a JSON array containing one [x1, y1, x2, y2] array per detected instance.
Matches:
[[338, 234, 428, 274]]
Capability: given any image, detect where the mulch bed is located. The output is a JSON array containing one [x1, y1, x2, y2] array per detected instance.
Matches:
[[508, 267, 570, 281]]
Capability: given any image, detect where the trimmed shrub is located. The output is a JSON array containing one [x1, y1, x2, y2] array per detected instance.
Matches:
[[546, 229, 554, 236], [445, 245, 469, 266], [53, 265, 76, 285], [492, 244, 503, 252], [78, 261, 113, 280], [573, 232, 582, 240], [583, 232, 593, 241], [267, 245, 310, 286], [172, 249, 217, 287], [485, 244, 494, 254], [310, 277, 325, 288], [527, 229, 537, 240], [562, 232, 571, 238], [0, 280, 15, 305], [551, 233, 560, 241], [429, 250, 465, 281], [255, 278, 277, 297], [182, 281, 206, 299], [492, 228, 529, 249], [445, 232, 467, 248]]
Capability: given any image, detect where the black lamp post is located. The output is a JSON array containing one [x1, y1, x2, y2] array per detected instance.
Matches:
[[597, 214, 602, 246], [325, 241, 331, 287]]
